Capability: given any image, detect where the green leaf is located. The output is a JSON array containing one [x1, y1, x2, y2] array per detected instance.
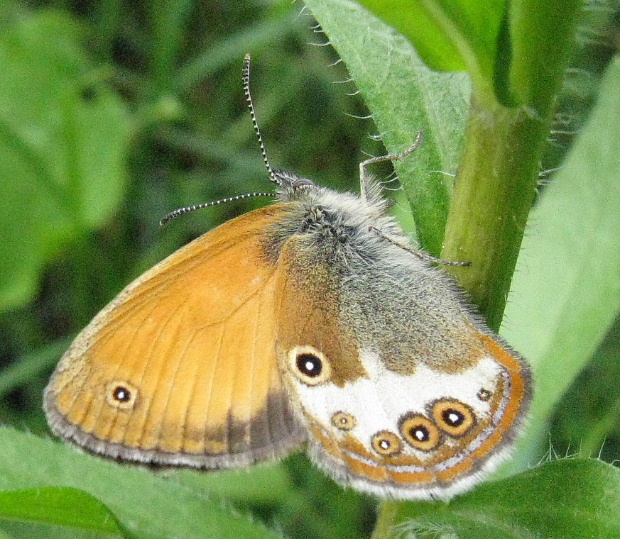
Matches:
[[0, 487, 123, 536], [0, 10, 131, 312], [303, 0, 470, 255], [501, 57, 620, 469], [379, 459, 619, 539], [0, 427, 287, 539], [356, 0, 583, 110], [357, 0, 505, 89]]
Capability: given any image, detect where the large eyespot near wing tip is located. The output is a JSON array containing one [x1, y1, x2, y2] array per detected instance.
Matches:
[[105, 381, 139, 409]]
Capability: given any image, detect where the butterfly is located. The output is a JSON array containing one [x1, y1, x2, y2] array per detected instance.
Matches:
[[44, 54, 532, 500]]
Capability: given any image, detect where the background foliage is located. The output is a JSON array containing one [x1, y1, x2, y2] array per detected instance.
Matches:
[[0, 0, 618, 538]]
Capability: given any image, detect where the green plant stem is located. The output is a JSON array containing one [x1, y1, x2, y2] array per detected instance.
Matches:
[[441, 94, 547, 330], [370, 90, 549, 539], [370, 501, 399, 539], [370, 95, 546, 539]]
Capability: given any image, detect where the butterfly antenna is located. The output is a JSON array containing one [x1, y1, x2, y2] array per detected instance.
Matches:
[[160, 55, 279, 226], [243, 54, 281, 187], [160, 192, 274, 225]]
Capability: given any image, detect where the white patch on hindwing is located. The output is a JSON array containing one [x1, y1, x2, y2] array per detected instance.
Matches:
[[290, 348, 505, 462]]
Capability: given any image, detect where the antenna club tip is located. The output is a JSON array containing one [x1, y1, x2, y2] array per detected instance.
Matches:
[[244, 53, 251, 60]]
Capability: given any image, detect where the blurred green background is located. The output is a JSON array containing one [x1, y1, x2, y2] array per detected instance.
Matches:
[[0, 0, 618, 537]]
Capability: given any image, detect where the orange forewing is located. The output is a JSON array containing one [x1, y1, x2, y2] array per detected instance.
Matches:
[[45, 205, 305, 467]]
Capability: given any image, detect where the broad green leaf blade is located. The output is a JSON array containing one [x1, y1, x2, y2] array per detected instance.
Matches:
[[501, 57, 620, 469], [0, 427, 286, 539], [357, 0, 583, 110], [0, 487, 123, 535], [450, 460, 619, 539], [383, 459, 619, 539], [173, 464, 297, 505], [303, 0, 470, 255], [0, 11, 130, 312], [358, 0, 505, 88]]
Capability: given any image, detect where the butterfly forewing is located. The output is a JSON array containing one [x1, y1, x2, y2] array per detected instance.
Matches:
[[45, 205, 305, 468]]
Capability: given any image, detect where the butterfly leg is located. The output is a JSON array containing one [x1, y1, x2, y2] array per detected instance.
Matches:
[[369, 226, 472, 267], [359, 132, 424, 200]]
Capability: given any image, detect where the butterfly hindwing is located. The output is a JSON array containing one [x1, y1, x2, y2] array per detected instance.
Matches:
[[272, 220, 531, 499]]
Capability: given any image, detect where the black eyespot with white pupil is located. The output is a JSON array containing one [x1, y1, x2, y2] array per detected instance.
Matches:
[[412, 425, 430, 441], [442, 408, 465, 427], [431, 399, 476, 437], [288, 346, 331, 386], [399, 414, 441, 451], [296, 353, 322, 378], [371, 431, 402, 456], [113, 386, 132, 402], [106, 381, 138, 409]]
